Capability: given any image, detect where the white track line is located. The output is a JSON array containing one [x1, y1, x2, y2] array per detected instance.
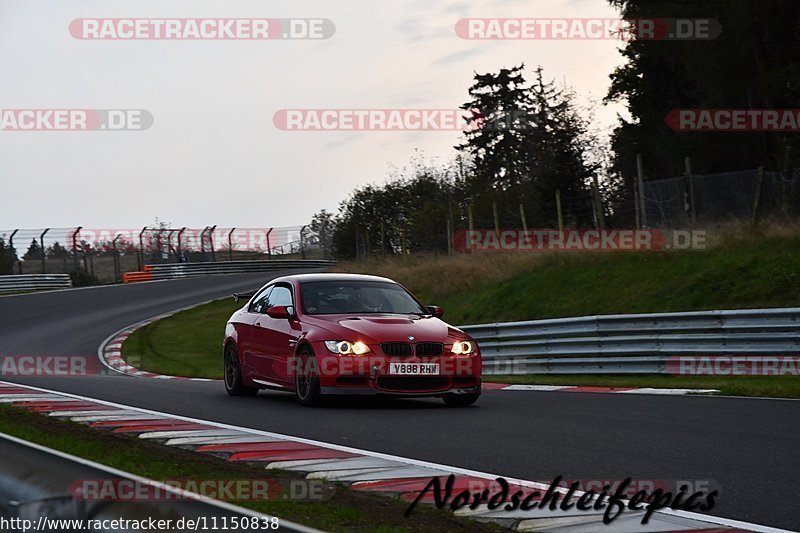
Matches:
[[0, 379, 789, 533]]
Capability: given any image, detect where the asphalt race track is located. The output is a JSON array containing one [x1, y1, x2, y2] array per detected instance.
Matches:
[[1, 274, 798, 531]]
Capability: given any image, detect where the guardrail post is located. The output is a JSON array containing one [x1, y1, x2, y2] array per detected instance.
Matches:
[[684, 156, 696, 225], [591, 175, 605, 231], [300, 225, 308, 259], [82, 241, 89, 273], [112, 234, 122, 283], [40, 228, 50, 274], [752, 167, 765, 225], [8, 229, 18, 275], [167, 229, 177, 261], [228, 227, 236, 261], [556, 190, 564, 232], [70, 227, 81, 272], [138, 227, 147, 270], [208, 225, 217, 262], [177, 227, 186, 262], [637, 153, 647, 228], [154, 227, 164, 263], [781, 145, 792, 215]]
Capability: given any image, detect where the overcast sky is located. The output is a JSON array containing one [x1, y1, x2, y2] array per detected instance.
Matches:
[[0, 0, 625, 231]]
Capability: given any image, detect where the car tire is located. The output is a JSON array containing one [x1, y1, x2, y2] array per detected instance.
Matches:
[[442, 393, 480, 407], [295, 346, 323, 407], [224, 344, 259, 397]]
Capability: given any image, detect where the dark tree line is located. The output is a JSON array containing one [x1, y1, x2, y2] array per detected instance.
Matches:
[[0, 238, 17, 275], [317, 2, 800, 258], [606, 0, 800, 187], [327, 65, 598, 258], [0, 238, 74, 274]]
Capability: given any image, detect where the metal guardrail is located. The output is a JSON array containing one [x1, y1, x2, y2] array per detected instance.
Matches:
[[123, 260, 335, 282], [460, 308, 800, 374], [0, 274, 72, 293]]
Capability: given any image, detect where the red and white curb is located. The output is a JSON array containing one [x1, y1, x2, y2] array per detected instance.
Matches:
[[0, 380, 786, 533], [483, 383, 720, 395]]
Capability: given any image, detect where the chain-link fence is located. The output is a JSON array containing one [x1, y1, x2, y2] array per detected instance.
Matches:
[[643, 169, 799, 227], [343, 165, 800, 258], [0, 225, 329, 284]]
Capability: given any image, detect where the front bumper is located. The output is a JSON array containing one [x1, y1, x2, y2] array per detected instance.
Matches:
[[320, 383, 481, 397], [304, 343, 482, 396]]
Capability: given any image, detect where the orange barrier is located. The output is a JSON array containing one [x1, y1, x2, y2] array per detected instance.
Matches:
[[122, 271, 153, 283]]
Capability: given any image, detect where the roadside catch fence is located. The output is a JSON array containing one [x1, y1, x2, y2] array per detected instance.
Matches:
[[0, 225, 330, 284], [642, 167, 800, 227], [347, 164, 800, 259]]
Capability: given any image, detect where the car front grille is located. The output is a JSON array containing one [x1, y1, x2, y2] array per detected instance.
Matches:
[[414, 342, 444, 356], [381, 342, 413, 357]]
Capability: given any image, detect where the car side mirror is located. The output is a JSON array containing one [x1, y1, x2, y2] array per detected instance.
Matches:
[[426, 305, 444, 318], [266, 305, 294, 319]]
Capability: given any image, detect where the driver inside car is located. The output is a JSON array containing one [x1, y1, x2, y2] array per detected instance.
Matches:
[[356, 288, 384, 313]]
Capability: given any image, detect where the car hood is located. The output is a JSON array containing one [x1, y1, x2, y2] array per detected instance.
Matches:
[[304, 314, 462, 343]]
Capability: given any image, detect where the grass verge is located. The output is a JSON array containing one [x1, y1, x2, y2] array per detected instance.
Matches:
[[335, 227, 800, 325], [0, 402, 497, 532], [123, 298, 239, 379]]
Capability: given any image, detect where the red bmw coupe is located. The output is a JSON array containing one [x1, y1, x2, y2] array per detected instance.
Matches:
[[223, 273, 482, 406]]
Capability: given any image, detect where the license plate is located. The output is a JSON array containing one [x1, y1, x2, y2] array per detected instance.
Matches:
[[389, 363, 440, 375]]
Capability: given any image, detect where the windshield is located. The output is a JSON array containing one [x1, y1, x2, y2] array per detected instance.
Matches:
[[300, 280, 428, 316]]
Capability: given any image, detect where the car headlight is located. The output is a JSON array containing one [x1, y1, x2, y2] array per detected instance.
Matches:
[[324, 340, 371, 356], [451, 340, 475, 355]]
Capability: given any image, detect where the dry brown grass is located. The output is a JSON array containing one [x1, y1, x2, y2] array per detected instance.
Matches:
[[332, 221, 800, 323], [334, 252, 550, 299]]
